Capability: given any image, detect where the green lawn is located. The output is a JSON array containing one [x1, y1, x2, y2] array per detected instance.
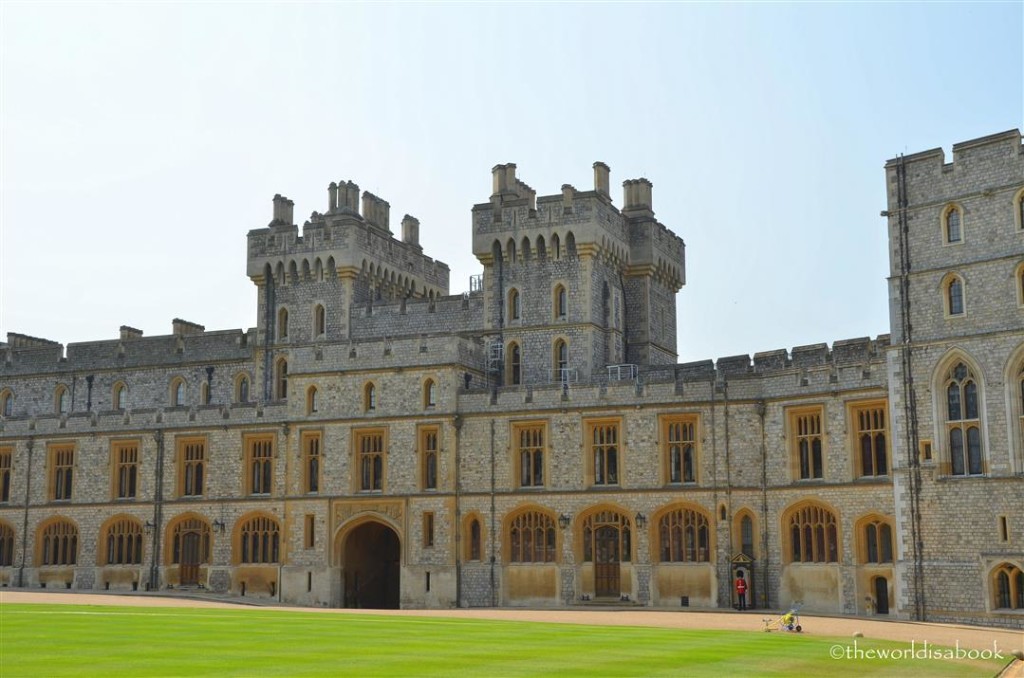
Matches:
[[0, 604, 1010, 677]]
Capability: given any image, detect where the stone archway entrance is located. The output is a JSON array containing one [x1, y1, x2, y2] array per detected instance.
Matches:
[[342, 521, 400, 609]]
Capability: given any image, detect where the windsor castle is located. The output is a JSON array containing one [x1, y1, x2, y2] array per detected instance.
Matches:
[[1, 130, 1022, 628]]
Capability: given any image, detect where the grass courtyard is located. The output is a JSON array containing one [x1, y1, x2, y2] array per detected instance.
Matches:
[[0, 603, 1011, 677]]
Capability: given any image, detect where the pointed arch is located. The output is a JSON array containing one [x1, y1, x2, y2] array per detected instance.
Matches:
[[941, 202, 964, 244], [781, 499, 840, 564], [37, 517, 79, 566], [653, 502, 713, 563], [274, 357, 288, 401], [933, 350, 986, 476], [0, 520, 14, 566], [536, 235, 547, 259], [169, 377, 187, 407], [0, 389, 12, 418], [732, 508, 759, 559], [854, 513, 894, 564], [940, 272, 966, 317], [565, 231, 577, 257], [1003, 342, 1024, 473], [165, 512, 212, 566], [235, 512, 281, 564], [112, 381, 128, 411], [99, 515, 144, 565], [504, 505, 558, 563], [54, 384, 70, 414]]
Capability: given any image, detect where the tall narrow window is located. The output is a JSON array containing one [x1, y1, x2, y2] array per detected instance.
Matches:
[[852, 402, 888, 477], [946, 276, 965, 316], [421, 426, 438, 490], [179, 438, 205, 497], [247, 436, 274, 495], [663, 416, 697, 484], [588, 419, 620, 486], [554, 284, 567, 319], [171, 517, 211, 566], [507, 343, 522, 386], [554, 340, 569, 383], [469, 518, 481, 561], [304, 514, 315, 549], [275, 359, 288, 400], [945, 362, 983, 475], [49, 445, 74, 501], [514, 423, 545, 488], [0, 522, 13, 566], [55, 385, 69, 414], [278, 307, 289, 340], [313, 304, 326, 337], [112, 383, 127, 411], [200, 382, 211, 405], [113, 441, 139, 499], [791, 408, 824, 479], [240, 515, 280, 564], [944, 205, 962, 243], [236, 375, 250, 403], [657, 507, 711, 562], [356, 429, 385, 492], [0, 390, 12, 417], [306, 386, 318, 414], [740, 514, 755, 557], [508, 289, 520, 321], [423, 512, 435, 548], [303, 432, 320, 494], [104, 518, 143, 565], [0, 447, 11, 503], [364, 382, 377, 411], [992, 563, 1024, 610], [171, 379, 186, 407], [424, 380, 436, 409]]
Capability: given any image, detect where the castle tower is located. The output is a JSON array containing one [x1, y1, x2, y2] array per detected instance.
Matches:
[[247, 185, 450, 401], [470, 162, 685, 386]]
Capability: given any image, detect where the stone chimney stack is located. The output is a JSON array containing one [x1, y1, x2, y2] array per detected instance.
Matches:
[[492, 164, 507, 196], [504, 164, 518, 196], [328, 182, 338, 212], [172, 319, 205, 336], [119, 325, 143, 340], [593, 162, 610, 198], [344, 181, 359, 211], [402, 215, 421, 249], [561, 184, 575, 212], [622, 179, 654, 216], [272, 194, 294, 225]]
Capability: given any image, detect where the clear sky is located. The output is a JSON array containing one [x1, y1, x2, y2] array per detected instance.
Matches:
[[1, 2, 1021, 363]]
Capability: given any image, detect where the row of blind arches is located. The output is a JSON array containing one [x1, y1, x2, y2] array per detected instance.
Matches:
[[493, 231, 577, 264]]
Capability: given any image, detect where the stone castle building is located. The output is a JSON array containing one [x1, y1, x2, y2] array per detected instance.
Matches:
[[0, 130, 1022, 628]]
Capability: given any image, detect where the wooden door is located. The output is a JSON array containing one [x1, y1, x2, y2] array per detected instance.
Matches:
[[594, 526, 620, 598], [873, 577, 889, 614], [180, 531, 200, 585]]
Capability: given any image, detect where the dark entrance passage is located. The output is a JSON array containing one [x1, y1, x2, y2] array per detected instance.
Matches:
[[343, 522, 400, 609], [873, 576, 889, 614]]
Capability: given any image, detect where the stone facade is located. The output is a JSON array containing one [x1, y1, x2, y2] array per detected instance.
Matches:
[[0, 133, 1021, 628]]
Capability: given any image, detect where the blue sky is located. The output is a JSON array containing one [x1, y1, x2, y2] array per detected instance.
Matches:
[[2, 2, 1021, 362]]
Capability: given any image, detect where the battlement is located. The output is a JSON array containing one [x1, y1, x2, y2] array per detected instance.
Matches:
[[349, 292, 485, 340], [5, 333, 60, 349], [886, 129, 1023, 171]]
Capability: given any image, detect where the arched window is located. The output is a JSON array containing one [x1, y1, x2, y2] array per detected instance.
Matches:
[[39, 519, 78, 566], [313, 304, 326, 337], [861, 519, 894, 563], [112, 382, 127, 411], [0, 522, 15, 566], [1, 390, 14, 417], [737, 512, 756, 558], [554, 339, 569, 383], [239, 515, 280, 564], [103, 518, 143, 565], [1016, 190, 1024, 231], [306, 386, 318, 414], [364, 383, 376, 411], [507, 239, 517, 265], [508, 511, 556, 563], [170, 516, 211, 565], [944, 204, 962, 243], [200, 382, 211, 406], [944, 274, 965, 316], [55, 385, 69, 414], [551, 233, 561, 260], [785, 503, 839, 563], [657, 506, 711, 563], [235, 374, 250, 403], [945, 361, 983, 475], [424, 380, 436, 408], [554, 284, 567, 319], [854, 403, 888, 477], [171, 378, 186, 407], [278, 307, 289, 340], [508, 288, 521, 321], [507, 343, 522, 386], [275, 359, 288, 401], [992, 563, 1024, 610]]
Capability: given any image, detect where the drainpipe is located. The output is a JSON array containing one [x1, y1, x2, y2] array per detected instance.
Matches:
[[149, 429, 165, 591], [453, 414, 463, 607], [757, 400, 769, 609], [85, 375, 94, 411], [18, 437, 34, 588], [489, 418, 497, 607]]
